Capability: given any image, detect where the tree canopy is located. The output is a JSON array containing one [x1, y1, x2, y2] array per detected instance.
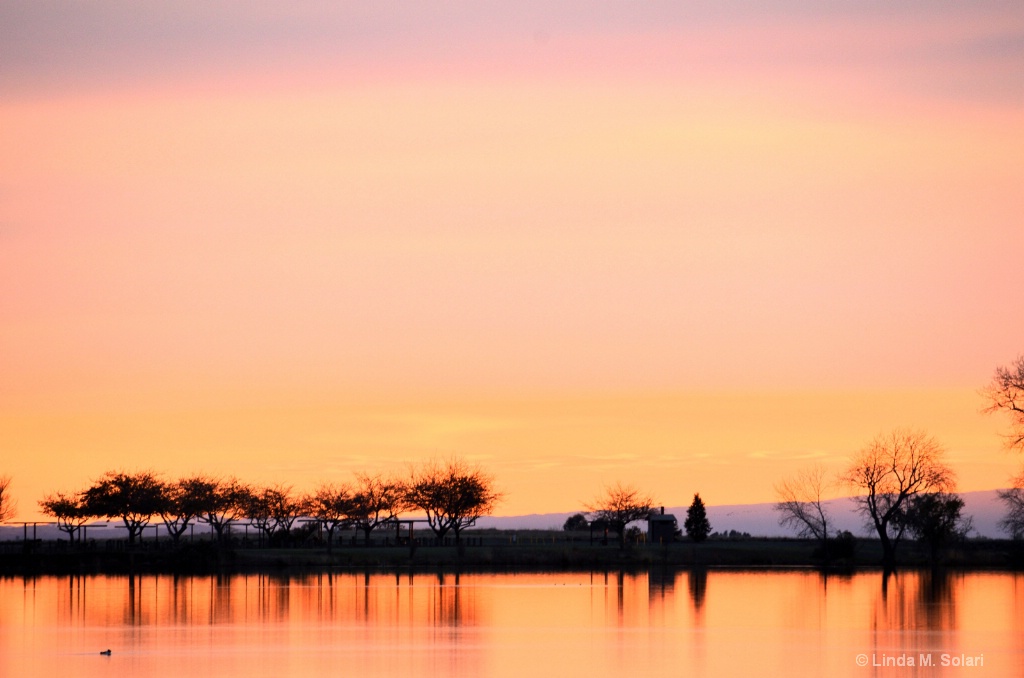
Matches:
[[843, 429, 955, 568], [998, 469, 1024, 539], [81, 471, 165, 545], [350, 473, 407, 544], [191, 476, 253, 545], [0, 475, 15, 523], [158, 475, 212, 543], [896, 491, 972, 563], [983, 354, 1024, 451], [563, 513, 589, 531], [406, 458, 502, 543], [684, 493, 711, 543], [302, 482, 355, 552], [585, 483, 654, 547], [39, 491, 89, 541], [774, 464, 832, 543]]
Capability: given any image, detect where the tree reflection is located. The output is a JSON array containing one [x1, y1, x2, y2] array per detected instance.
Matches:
[[125, 574, 137, 626], [434, 571, 463, 626], [648, 567, 675, 604], [917, 569, 956, 631], [688, 568, 707, 614], [872, 569, 958, 633]]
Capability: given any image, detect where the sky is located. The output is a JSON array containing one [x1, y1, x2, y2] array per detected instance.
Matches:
[[2, 1, 1024, 521]]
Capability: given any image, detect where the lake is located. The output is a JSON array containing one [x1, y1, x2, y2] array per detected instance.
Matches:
[[1, 569, 1021, 677]]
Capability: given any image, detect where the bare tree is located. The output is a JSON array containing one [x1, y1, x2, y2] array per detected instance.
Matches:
[[998, 468, 1024, 539], [983, 354, 1024, 451], [843, 429, 955, 569], [775, 464, 833, 555], [350, 472, 407, 545], [585, 482, 654, 548], [983, 356, 1024, 536], [406, 458, 502, 544], [0, 475, 15, 522], [303, 483, 355, 553], [39, 491, 90, 542]]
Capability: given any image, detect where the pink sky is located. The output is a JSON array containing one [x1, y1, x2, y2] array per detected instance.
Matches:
[[2, 2, 1023, 519]]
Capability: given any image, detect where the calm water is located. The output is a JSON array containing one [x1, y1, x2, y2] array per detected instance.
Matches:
[[1, 570, 1022, 677]]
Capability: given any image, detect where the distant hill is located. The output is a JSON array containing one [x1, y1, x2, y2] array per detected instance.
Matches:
[[474, 489, 1011, 539]]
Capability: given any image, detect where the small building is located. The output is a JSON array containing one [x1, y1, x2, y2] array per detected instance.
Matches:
[[648, 507, 678, 544]]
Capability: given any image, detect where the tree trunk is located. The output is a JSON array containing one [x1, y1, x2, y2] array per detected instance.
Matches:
[[878, 529, 896, 570]]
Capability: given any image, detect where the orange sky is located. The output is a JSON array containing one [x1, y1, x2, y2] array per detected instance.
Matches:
[[2, 2, 1023, 520]]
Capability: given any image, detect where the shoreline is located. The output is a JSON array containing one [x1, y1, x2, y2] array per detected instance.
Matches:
[[2, 533, 1023, 576]]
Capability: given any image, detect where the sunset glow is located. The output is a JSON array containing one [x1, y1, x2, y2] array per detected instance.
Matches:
[[2, 2, 1023, 520]]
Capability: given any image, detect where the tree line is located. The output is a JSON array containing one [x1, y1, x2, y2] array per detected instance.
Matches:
[[775, 354, 1024, 568], [4, 354, 1023, 564], [35, 457, 501, 549], [563, 484, 712, 548]]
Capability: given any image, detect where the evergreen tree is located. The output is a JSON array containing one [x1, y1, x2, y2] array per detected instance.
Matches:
[[685, 493, 711, 542]]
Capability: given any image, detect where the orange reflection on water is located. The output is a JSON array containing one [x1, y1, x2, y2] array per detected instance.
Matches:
[[2, 570, 1023, 678]]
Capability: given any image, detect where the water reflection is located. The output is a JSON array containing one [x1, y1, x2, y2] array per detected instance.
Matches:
[[6, 569, 1012, 632], [687, 568, 708, 613], [918, 570, 956, 631], [2, 570, 1022, 678], [870, 570, 959, 633], [647, 567, 674, 601]]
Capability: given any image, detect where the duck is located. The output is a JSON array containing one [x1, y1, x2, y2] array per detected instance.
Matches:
[[100, 649, 112, 656]]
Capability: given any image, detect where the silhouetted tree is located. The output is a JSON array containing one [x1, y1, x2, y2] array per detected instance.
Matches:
[[983, 356, 1024, 539], [82, 471, 165, 545], [244, 485, 298, 545], [157, 475, 210, 544], [563, 513, 589, 531], [998, 469, 1024, 539], [625, 525, 644, 544], [983, 354, 1024, 451], [193, 476, 253, 546], [302, 483, 354, 553], [896, 492, 972, 564], [350, 472, 407, 545], [585, 483, 654, 548], [0, 475, 15, 522], [39, 491, 89, 542], [684, 493, 711, 542], [267, 484, 300, 539], [774, 464, 832, 556], [245, 486, 276, 546], [843, 429, 955, 569], [406, 458, 502, 543]]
